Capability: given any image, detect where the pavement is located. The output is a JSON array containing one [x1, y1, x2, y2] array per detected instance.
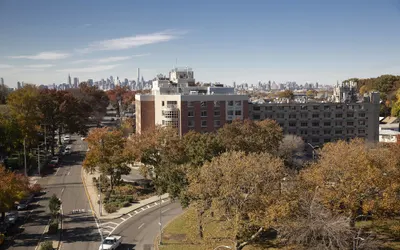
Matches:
[[1, 135, 100, 250]]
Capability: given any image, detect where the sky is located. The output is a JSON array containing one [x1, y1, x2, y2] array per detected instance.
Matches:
[[1, 0, 400, 88]]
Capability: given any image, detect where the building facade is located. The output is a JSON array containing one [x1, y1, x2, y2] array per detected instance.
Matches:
[[249, 92, 380, 145], [135, 68, 248, 135]]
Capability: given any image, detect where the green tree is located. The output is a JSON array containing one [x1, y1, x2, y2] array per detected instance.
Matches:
[[278, 90, 294, 100], [0, 165, 29, 221], [83, 128, 130, 191], [188, 151, 287, 250], [48, 194, 61, 217], [0, 83, 10, 104]]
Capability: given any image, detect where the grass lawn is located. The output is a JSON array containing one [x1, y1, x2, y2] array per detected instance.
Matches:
[[160, 207, 400, 250], [159, 207, 294, 250]]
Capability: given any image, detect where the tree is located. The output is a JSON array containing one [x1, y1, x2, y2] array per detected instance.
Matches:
[[0, 165, 29, 221], [0, 83, 10, 104], [278, 134, 305, 169], [83, 128, 130, 191], [278, 90, 294, 100], [301, 139, 400, 226], [391, 89, 400, 117], [0, 112, 23, 154], [306, 89, 317, 97], [6, 85, 41, 146], [48, 194, 61, 217], [216, 119, 283, 155], [188, 151, 287, 250]]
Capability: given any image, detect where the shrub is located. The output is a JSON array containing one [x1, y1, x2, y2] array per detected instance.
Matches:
[[104, 203, 118, 213], [40, 241, 53, 250], [48, 219, 59, 234]]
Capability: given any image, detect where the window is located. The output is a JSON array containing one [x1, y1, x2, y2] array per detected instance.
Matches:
[[167, 101, 177, 105], [313, 106, 319, 110], [235, 110, 242, 116], [235, 101, 242, 106], [301, 122, 308, 127], [312, 121, 319, 127], [301, 106, 307, 110], [253, 114, 260, 120], [359, 113, 366, 117], [347, 113, 354, 118], [324, 138, 331, 143], [228, 101, 234, 106], [266, 106, 273, 111], [347, 121, 354, 126], [324, 129, 330, 135], [335, 113, 343, 118], [201, 101, 207, 107], [312, 138, 319, 143], [324, 113, 330, 118], [289, 121, 296, 127], [324, 121, 331, 126], [162, 101, 165, 106], [290, 106, 297, 110], [301, 113, 308, 118], [312, 130, 319, 135], [324, 105, 330, 110], [347, 129, 354, 134], [300, 130, 308, 135], [201, 111, 207, 117], [335, 121, 342, 126], [253, 106, 260, 111], [336, 105, 342, 109], [188, 120, 194, 127], [214, 101, 220, 107], [188, 111, 194, 117], [214, 120, 221, 127], [188, 101, 194, 107], [277, 113, 284, 119], [228, 110, 234, 116], [289, 113, 296, 119], [312, 113, 319, 118], [201, 120, 207, 127], [358, 129, 365, 134], [359, 120, 366, 125], [335, 130, 342, 135], [214, 111, 220, 117]]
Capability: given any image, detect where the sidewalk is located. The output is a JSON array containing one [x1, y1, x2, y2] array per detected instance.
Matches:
[[81, 168, 169, 220]]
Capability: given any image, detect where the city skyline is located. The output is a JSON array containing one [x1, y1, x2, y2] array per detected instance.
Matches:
[[1, 0, 400, 88]]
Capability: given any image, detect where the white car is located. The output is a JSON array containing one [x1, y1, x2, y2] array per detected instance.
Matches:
[[99, 235, 122, 250], [63, 135, 71, 143]]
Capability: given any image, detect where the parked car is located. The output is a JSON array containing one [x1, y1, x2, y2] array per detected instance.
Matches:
[[48, 157, 59, 167], [5, 211, 19, 225], [17, 194, 34, 210], [63, 135, 71, 144]]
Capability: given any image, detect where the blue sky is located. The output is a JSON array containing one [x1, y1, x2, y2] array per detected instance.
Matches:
[[1, 0, 400, 87]]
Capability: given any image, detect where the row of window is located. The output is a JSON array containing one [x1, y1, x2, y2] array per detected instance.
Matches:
[[188, 110, 242, 117], [289, 120, 366, 127], [188, 120, 221, 128], [162, 110, 179, 118], [254, 112, 366, 119], [187, 100, 243, 108], [252, 104, 366, 111], [297, 129, 365, 135], [161, 120, 178, 127]]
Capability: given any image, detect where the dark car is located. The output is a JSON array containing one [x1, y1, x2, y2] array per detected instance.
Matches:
[[48, 157, 59, 167]]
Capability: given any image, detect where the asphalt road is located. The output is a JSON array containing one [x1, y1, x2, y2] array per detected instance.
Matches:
[[111, 201, 182, 250], [2, 135, 100, 250]]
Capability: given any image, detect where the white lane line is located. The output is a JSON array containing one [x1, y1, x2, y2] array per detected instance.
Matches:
[[103, 225, 114, 230], [120, 217, 126, 221], [147, 205, 151, 208], [154, 202, 158, 205], [141, 208, 146, 211], [138, 223, 145, 229], [128, 213, 132, 217], [34, 220, 50, 250], [161, 208, 171, 214], [54, 168, 60, 176], [134, 210, 139, 214], [61, 188, 65, 194], [67, 171, 70, 176], [102, 230, 111, 234]]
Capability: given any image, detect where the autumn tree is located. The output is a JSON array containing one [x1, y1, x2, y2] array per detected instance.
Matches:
[[0, 111, 23, 154], [301, 139, 400, 226], [278, 90, 294, 100], [83, 128, 130, 191], [217, 119, 283, 155], [278, 134, 305, 170], [0, 165, 29, 221], [7, 85, 41, 146], [188, 151, 287, 250], [0, 83, 10, 104]]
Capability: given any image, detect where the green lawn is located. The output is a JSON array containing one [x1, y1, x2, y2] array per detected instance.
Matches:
[[159, 207, 400, 250]]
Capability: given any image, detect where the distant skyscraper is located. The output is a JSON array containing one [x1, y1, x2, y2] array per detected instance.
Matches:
[[137, 68, 140, 90], [0, 78, 4, 85], [88, 79, 94, 86], [73, 77, 79, 88], [316, 82, 319, 89], [68, 74, 72, 86], [17, 81, 21, 89]]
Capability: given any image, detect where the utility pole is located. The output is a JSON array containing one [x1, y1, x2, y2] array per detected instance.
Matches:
[[159, 195, 162, 245], [37, 144, 40, 176], [23, 137, 27, 176]]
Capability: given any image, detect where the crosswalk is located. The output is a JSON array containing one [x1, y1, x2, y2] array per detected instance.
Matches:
[[99, 198, 169, 236]]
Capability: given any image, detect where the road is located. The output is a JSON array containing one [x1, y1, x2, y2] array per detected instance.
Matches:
[[111, 201, 182, 250], [2, 135, 100, 250]]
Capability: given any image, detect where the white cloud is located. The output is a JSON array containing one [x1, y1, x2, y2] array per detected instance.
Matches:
[[78, 30, 182, 53], [57, 64, 120, 73], [70, 54, 150, 64], [9, 51, 70, 60], [25, 64, 54, 68], [0, 64, 13, 69]]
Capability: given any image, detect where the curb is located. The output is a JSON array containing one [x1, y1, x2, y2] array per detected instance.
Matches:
[[153, 207, 184, 250], [81, 167, 170, 220]]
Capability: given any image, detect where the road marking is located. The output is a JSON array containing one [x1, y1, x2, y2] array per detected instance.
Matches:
[[102, 230, 111, 234], [67, 171, 70, 176], [138, 223, 145, 229], [154, 202, 158, 205], [141, 208, 146, 211], [147, 205, 151, 208], [61, 188, 65, 194], [135, 211, 139, 214], [128, 213, 132, 217], [120, 217, 126, 221], [54, 168, 60, 176], [34, 220, 50, 250], [162, 208, 171, 214], [103, 225, 114, 229], [102, 221, 119, 226]]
